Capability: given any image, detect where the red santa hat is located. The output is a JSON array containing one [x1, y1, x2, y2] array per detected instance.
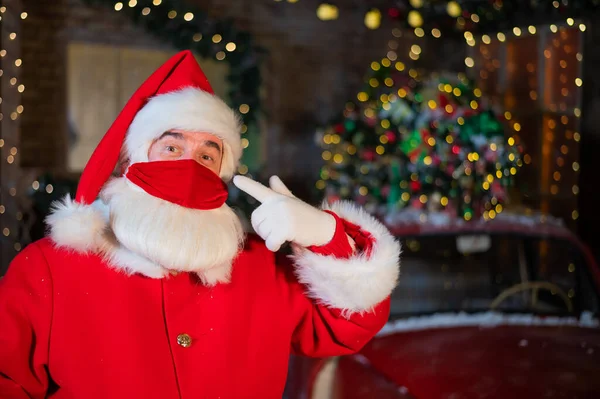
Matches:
[[76, 49, 242, 206], [47, 50, 242, 253]]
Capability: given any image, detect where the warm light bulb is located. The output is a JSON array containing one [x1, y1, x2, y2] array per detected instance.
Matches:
[[317, 3, 339, 21], [364, 9, 381, 30], [446, 1, 461, 17], [408, 10, 423, 27]]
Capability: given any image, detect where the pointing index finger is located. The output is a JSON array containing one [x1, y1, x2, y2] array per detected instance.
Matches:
[[233, 175, 276, 203]]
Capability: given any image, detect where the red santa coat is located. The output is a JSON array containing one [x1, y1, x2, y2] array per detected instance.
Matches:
[[0, 202, 400, 399]]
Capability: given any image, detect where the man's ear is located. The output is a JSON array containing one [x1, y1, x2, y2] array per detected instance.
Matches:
[[114, 154, 130, 177], [119, 159, 129, 176]]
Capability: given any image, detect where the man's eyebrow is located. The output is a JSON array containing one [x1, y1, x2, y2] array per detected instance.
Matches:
[[203, 140, 222, 152], [158, 131, 184, 140]]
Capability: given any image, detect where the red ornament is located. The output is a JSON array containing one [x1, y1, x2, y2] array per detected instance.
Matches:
[[385, 131, 397, 143], [381, 185, 391, 198], [334, 124, 345, 134], [438, 93, 451, 109], [452, 145, 460, 155], [410, 181, 422, 192], [362, 149, 376, 161], [410, 198, 424, 210], [463, 109, 477, 118], [388, 7, 400, 18]]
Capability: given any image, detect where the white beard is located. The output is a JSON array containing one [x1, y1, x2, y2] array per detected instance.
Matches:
[[100, 177, 245, 285]]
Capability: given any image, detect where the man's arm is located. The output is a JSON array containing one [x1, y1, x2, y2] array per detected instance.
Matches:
[[233, 175, 400, 356], [0, 243, 53, 399], [282, 201, 400, 357]]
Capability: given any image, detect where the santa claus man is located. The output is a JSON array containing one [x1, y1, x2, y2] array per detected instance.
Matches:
[[0, 50, 400, 399]]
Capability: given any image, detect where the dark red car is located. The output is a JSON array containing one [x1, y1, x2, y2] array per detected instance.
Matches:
[[286, 213, 600, 399]]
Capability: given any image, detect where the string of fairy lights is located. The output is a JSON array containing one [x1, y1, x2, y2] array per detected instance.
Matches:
[[0, 4, 28, 253], [276, 0, 598, 37], [467, 21, 584, 222]]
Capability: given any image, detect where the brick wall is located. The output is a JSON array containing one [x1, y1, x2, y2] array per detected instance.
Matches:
[[20, 0, 68, 169]]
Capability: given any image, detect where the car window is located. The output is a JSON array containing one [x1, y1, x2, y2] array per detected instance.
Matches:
[[390, 234, 600, 318]]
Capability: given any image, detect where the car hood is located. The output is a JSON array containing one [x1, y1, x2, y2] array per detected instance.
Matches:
[[359, 323, 600, 398]]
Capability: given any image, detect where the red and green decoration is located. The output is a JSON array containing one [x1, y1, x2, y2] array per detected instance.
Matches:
[[316, 61, 523, 221]]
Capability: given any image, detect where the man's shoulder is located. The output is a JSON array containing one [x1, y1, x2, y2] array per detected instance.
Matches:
[[25, 237, 84, 261], [2, 239, 56, 288], [9, 237, 98, 275]]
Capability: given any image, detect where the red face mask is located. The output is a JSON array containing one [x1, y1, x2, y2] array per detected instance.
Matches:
[[126, 159, 228, 210]]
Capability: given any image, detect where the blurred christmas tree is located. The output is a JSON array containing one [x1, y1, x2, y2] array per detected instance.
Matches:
[[316, 60, 523, 222]]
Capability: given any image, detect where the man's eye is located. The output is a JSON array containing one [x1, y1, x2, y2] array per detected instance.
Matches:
[[166, 146, 178, 153], [202, 155, 214, 162]]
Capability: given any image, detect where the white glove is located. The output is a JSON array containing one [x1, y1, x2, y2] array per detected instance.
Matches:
[[233, 175, 337, 252]]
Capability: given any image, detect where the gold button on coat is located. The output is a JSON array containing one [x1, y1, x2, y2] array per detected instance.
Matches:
[[176, 333, 192, 348]]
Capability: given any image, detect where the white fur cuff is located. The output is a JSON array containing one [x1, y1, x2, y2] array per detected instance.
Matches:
[[291, 201, 401, 316]]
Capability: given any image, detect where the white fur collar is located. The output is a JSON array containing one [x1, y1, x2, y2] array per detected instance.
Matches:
[[46, 195, 234, 285]]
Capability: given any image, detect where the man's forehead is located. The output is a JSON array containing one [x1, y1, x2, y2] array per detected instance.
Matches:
[[159, 130, 222, 147]]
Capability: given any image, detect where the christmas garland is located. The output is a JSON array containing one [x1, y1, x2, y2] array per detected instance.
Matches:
[[83, 0, 263, 128]]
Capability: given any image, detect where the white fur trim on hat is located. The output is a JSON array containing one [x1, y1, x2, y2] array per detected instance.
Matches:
[[291, 201, 401, 317], [124, 87, 242, 180]]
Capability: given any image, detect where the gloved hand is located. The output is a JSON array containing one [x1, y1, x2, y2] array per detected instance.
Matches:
[[233, 175, 337, 252]]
